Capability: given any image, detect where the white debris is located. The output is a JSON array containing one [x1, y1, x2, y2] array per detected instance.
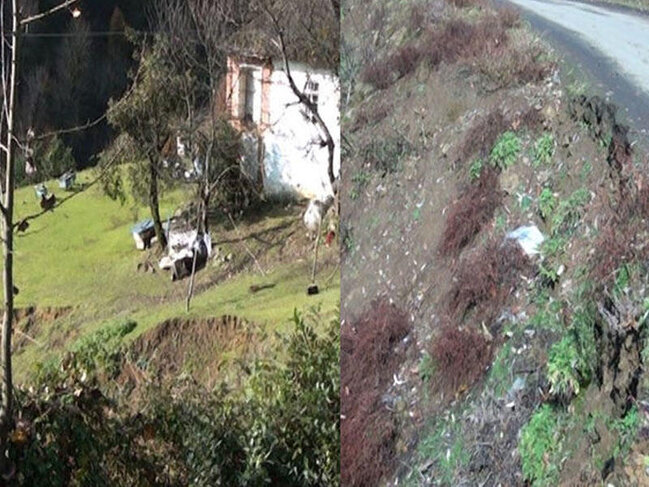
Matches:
[[506, 225, 545, 256]]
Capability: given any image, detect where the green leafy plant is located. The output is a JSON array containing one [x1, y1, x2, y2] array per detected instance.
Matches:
[[519, 405, 562, 486], [418, 352, 435, 383], [489, 131, 521, 169], [612, 406, 640, 458], [547, 334, 589, 398], [533, 133, 555, 167], [550, 187, 590, 234], [469, 158, 483, 181], [538, 188, 556, 221]]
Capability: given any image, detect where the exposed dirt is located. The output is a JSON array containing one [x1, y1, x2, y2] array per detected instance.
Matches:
[[12, 306, 73, 353], [120, 315, 262, 392]]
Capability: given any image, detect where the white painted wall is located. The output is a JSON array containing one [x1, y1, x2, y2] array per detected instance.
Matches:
[[262, 60, 340, 200]]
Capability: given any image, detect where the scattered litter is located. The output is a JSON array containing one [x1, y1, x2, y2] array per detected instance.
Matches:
[[58, 170, 76, 190], [508, 376, 526, 398], [506, 225, 545, 256]]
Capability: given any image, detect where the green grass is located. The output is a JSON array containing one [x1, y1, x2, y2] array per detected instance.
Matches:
[[9, 170, 339, 383]]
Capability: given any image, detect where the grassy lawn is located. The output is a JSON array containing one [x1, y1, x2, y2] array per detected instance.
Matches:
[[9, 170, 339, 383]]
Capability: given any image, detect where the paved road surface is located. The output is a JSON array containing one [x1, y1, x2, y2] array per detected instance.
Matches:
[[504, 0, 649, 145]]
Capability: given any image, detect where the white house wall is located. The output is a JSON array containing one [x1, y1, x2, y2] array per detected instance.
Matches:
[[262, 61, 340, 200]]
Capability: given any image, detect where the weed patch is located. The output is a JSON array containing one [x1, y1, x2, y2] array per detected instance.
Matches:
[[519, 404, 562, 486], [533, 133, 555, 167]]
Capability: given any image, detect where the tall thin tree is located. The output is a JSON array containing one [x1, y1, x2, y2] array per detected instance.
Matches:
[[0, 0, 81, 473]]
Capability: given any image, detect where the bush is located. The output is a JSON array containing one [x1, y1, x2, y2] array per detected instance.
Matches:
[[15, 311, 340, 486], [447, 239, 530, 323], [459, 110, 508, 160], [359, 134, 413, 175]]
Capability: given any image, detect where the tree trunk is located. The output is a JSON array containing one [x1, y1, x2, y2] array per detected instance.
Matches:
[[148, 156, 167, 250], [1, 0, 20, 467]]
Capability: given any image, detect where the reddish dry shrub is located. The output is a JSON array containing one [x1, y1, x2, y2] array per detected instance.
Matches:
[[590, 220, 634, 282], [447, 239, 530, 323], [439, 167, 502, 256], [341, 301, 411, 487], [350, 101, 391, 132], [390, 43, 423, 79], [430, 323, 492, 390], [363, 13, 510, 90], [361, 61, 394, 90]]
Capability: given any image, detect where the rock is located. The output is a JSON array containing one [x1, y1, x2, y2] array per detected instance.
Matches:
[[499, 167, 520, 195]]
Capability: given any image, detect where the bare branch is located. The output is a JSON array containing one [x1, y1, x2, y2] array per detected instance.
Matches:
[[20, 0, 79, 26], [262, 3, 337, 189]]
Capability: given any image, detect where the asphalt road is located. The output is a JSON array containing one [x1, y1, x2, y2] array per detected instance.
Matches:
[[503, 0, 649, 145]]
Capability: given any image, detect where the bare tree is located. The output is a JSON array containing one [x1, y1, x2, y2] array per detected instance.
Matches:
[[255, 0, 340, 194], [152, 0, 254, 233]]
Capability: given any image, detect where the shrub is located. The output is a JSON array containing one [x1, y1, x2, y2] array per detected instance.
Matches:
[[459, 110, 509, 160], [359, 134, 413, 175], [16, 311, 340, 486], [390, 43, 423, 79], [361, 60, 394, 90], [439, 167, 501, 256]]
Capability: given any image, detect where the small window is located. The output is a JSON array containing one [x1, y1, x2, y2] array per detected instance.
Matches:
[[239, 67, 261, 124]]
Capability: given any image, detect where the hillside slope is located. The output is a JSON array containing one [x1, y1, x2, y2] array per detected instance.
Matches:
[[342, 0, 649, 485], [10, 170, 339, 384]]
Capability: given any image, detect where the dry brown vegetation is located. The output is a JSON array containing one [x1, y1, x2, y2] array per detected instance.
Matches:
[[430, 322, 493, 391], [360, 4, 553, 95], [439, 167, 502, 256], [341, 301, 411, 487], [446, 239, 531, 323]]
